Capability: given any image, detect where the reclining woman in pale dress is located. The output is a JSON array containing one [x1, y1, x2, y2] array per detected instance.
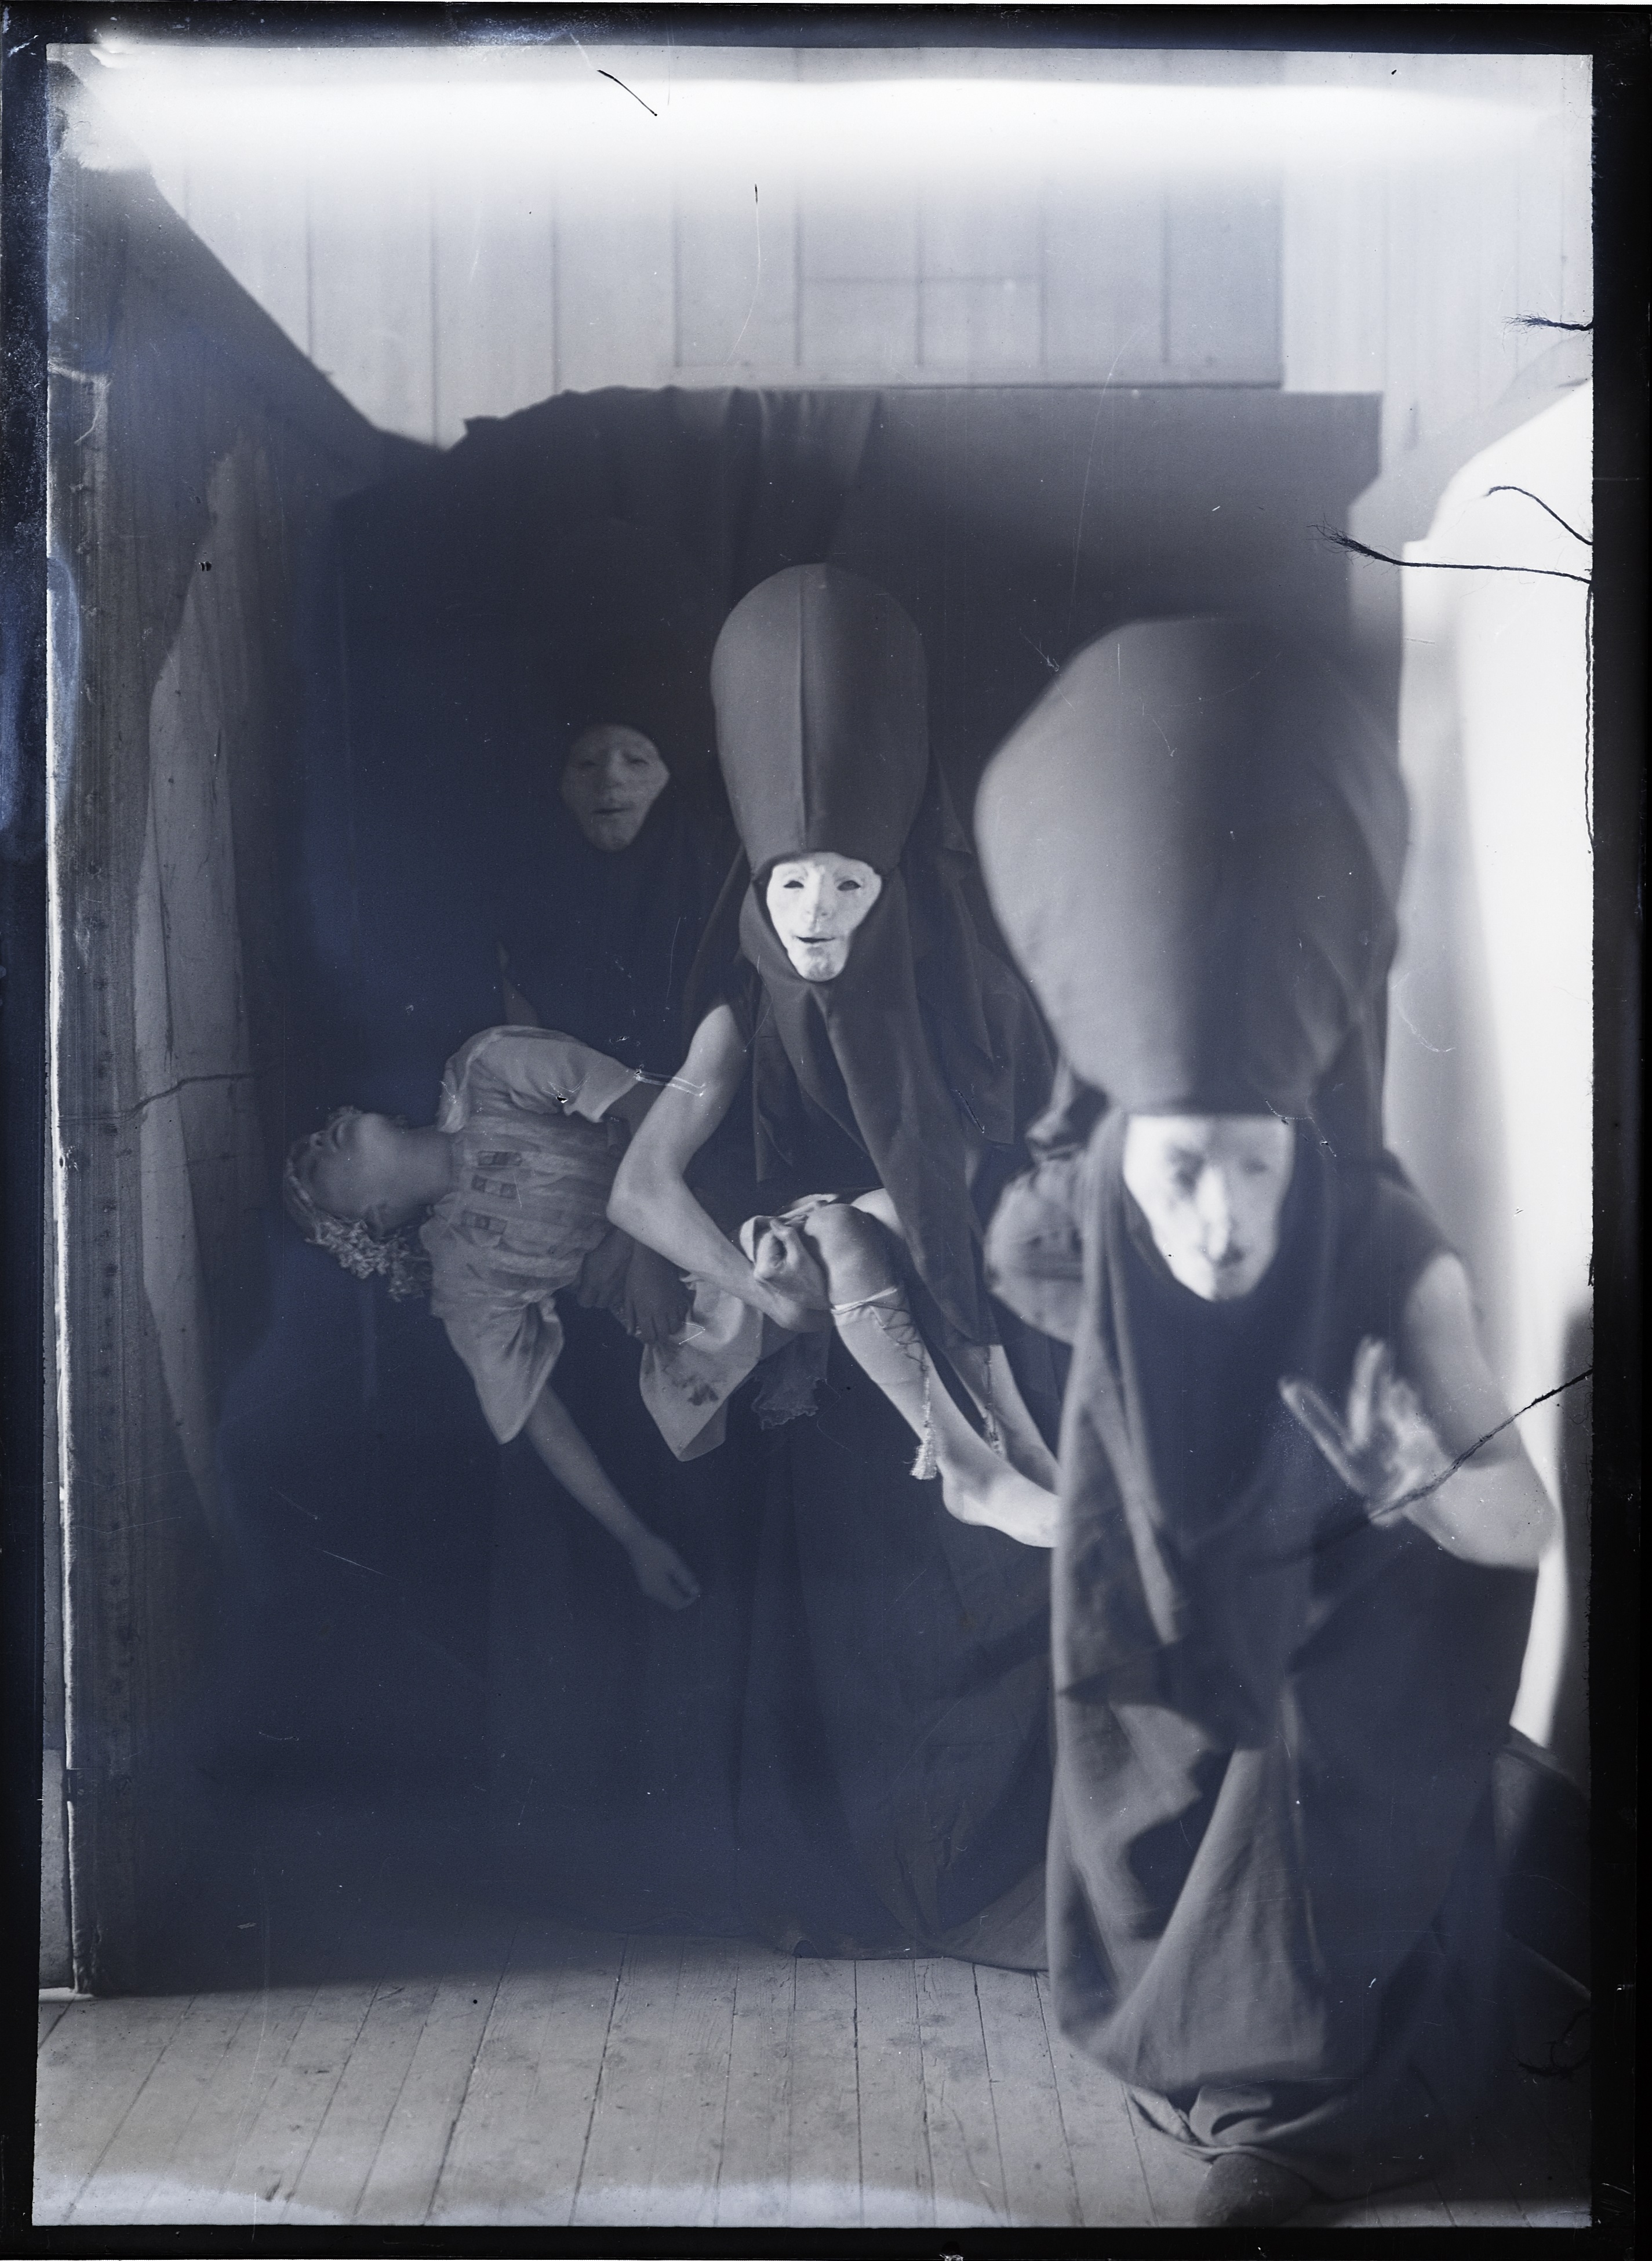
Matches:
[[284, 1024, 704, 1611]]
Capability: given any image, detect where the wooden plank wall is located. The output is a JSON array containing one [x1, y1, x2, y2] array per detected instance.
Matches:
[[1280, 52, 1592, 466], [150, 48, 1290, 448], [147, 48, 1589, 478]]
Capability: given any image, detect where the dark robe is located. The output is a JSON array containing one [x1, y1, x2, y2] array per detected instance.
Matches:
[[493, 517, 732, 1072], [977, 615, 1535, 2189], [714, 564, 1053, 1343], [496, 778, 723, 1078], [483, 528, 747, 1924], [704, 564, 1060, 1962], [989, 1117, 1534, 2192]]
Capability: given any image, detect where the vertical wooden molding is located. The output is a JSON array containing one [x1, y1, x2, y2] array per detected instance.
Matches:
[[428, 158, 441, 449]]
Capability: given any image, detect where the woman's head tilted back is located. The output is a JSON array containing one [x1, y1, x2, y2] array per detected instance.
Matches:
[[712, 564, 927, 978], [283, 1108, 432, 1300], [977, 616, 1406, 1296]]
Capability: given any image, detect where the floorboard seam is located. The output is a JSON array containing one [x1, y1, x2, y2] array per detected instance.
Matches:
[[566, 1931, 629, 2224], [1122, 2089, 1163, 2227], [350, 1964, 443, 2224], [850, 1962, 864, 2229], [276, 1944, 393, 2223], [132, 1994, 261, 2222], [61, 1996, 199, 2223], [970, 1962, 1009, 2223], [1032, 1966, 1089, 2226], [228, 1866, 312, 2214], [421, 1931, 516, 2224], [707, 1946, 738, 2226], [913, 1962, 936, 2226]]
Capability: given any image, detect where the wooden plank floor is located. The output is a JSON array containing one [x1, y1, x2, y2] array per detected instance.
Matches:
[[35, 1929, 1589, 2229]]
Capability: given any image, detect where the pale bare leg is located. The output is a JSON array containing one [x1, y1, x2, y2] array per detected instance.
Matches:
[[802, 1205, 1057, 1548], [951, 1340, 1060, 1489], [846, 1191, 1058, 1490]]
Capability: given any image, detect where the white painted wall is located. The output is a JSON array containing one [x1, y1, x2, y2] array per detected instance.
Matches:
[[69, 42, 1580, 452], [1281, 53, 1591, 466], [1386, 386, 1593, 1764]]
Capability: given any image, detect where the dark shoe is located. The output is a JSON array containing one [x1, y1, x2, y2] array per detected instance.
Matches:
[[1192, 2151, 1316, 2226]]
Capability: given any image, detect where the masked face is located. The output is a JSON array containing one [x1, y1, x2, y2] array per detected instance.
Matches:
[[763, 853, 884, 981], [1122, 1114, 1296, 1302], [559, 724, 670, 851]]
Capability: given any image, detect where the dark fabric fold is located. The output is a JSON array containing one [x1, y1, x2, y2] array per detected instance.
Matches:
[[712, 563, 1053, 1343], [994, 1119, 1534, 2191], [491, 521, 731, 1074], [977, 616, 1405, 1157], [498, 780, 723, 1078]]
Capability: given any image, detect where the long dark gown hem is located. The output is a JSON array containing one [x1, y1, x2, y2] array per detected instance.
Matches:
[[1125, 2087, 1460, 2207]]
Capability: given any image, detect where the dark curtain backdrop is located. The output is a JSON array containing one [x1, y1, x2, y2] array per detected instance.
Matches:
[[216, 384, 1376, 1856]]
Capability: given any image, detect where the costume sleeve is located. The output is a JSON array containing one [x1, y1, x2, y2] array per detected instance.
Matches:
[[983, 1151, 1087, 1345], [434, 1271, 566, 1444], [464, 1026, 639, 1124]]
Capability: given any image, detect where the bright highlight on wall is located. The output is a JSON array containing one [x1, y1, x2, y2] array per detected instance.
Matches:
[[77, 42, 1553, 195]]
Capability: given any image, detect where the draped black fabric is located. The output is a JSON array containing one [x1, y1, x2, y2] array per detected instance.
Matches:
[[481, 558, 1060, 1963], [238, 388, 1380, 1955], [492, 522, 730, 1074], [497, 780, 719, 1075], [683, 563, 1061, 1960], [486, 1307, 757, 1933], [978, 616, 1534, 2189], [977, 616, 1406, 1155], [988, 1122, 1533, 2190], [715, 565, 1053, 1343], [736, 1323, 1056, 1967]]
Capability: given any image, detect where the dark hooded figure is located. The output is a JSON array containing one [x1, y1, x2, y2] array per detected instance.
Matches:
[[975, 617, 1552, 2224], [493, 520, 732, 1076], [611, 564, 1064, 1961], [481, 525, 764, 1932]]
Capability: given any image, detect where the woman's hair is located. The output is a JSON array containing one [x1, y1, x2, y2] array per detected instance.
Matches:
[[282, 1107, 433, 1302]]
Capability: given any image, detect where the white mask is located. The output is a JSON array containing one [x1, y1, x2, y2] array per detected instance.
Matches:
[[764, 853, 884, 982], [559, 724, 669, 852], [1122, 1114, 1296, 1302]]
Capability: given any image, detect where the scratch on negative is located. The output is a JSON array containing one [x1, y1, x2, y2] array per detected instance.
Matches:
[[598, 69, 657, 118]]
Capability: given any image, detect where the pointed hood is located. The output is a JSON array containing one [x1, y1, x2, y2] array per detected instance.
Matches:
[[976, 616, 1406, 1129], [710, 565, 1052, 1344], [711, 564, 929, 876]]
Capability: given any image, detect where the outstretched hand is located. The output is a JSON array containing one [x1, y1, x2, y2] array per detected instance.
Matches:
[[740, 1215, 834, 1334], [628, 1530, 702, 1610], [1279, 1336, 1454, 1523]]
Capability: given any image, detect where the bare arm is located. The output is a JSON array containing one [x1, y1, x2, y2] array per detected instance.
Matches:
[[520, 1382, 700, 1608], [1393, 1253, 1558, 1569], [1281, 1252, 1558, 1572], [609, 1004, 813, 1329]]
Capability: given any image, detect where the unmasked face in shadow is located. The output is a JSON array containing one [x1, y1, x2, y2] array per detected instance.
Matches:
[[560, 724, 671, 851], [1122, 1114, 1296, 1302], [763, 852, 883, 980]]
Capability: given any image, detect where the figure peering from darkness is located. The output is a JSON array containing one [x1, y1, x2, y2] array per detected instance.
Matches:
[[492, 520, 732, 1079]]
